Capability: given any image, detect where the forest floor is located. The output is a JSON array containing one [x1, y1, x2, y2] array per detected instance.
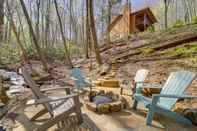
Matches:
[[9, 62, 197, 131], [1, 24, 197, 130]]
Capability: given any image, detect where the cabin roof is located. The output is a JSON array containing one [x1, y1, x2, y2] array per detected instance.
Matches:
[[108, 7, 157, 32]]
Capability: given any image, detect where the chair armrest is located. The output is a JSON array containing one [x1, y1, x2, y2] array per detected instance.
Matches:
[[40, 87, 70, 92], [135, 82, 162, 94], [153, 94, 197, 99], [84, 79, 92, 84], [137, 82, 163, 89], [70, 77, 78, 81], [26, 94, 78, 106]]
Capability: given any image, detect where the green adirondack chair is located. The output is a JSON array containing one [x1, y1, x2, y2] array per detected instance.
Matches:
[[133, 70, 197, 125]]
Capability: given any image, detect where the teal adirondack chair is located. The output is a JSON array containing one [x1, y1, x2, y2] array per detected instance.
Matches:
[[71, 68, 92, 91], [133, 71, 197, 125]]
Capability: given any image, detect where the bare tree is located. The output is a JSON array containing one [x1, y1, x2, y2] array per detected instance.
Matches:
[[0, 0, 4, 42], [88, 0, 102, 66], [106, 0, 112, 45], [19, 0, 50, 72], [164, 0, 171, 29], [35, 0, 41, 41], [85, 0, 91, 59], [6, 0, 29, 64], [54, 0, 73, 68]]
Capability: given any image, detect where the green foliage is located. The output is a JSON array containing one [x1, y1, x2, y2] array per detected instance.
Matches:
[[0, 42, 83, 66], [172, 20, 185, 28], [0, 44, 21, 65], [26, 44, 37, 59], [140, 47, 155, 56], [162, 43, 197, 57], [192, 16, 197, 24], [44, 45, 65, 61], [147, 25, 155, 33]]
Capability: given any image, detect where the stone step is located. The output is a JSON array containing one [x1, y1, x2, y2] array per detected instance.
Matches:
[[93, 79, 120, 88]]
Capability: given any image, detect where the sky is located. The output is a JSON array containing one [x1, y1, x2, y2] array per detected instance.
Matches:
[[132, 0, 158, 10]]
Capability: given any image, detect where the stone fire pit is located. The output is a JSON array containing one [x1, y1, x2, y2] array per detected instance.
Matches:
[[85, 90, 127, 114]]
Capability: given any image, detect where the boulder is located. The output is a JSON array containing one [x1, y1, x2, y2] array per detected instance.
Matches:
[[97, 104, 111, 114], [86, 102, 97, 112], [110, 101, 122, 112], [100, 63, 111, 76], [0, 70, 10, 81]]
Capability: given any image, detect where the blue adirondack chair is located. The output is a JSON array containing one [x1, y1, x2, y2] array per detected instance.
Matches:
[[71, 68, 92, 91], [133, 71, 197, 125]]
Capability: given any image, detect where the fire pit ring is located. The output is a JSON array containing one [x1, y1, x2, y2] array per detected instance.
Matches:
[[85, 90, 127, 114]]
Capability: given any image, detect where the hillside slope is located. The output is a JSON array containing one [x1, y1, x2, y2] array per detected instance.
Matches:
[[100, 24, 197, 117]]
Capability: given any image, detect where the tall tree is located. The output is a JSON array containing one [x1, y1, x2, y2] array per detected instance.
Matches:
[[35, 0, 41, 41], [106, 0, 112, 45], [0, 0, 4, 42], [19, 0, 50, 72], [85, 0, 91, 59], [164, 0, 170, 29], [54, 0, 73, 68], [88, 0, 102, 66], [6, 0, 29, 64], [45, 0, 51, 46]]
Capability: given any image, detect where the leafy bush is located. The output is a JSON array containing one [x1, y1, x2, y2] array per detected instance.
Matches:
[[0, 44, 21, 65], [147, 25, 155, 33], [172, 20, 185, 28], [0, 42, 83, 66], [44, 45, 65, 61], [26, 44, 38, 59], [192, 16, 197, 24], [140, 47, 155, 56], [163, 43, 197, 57]]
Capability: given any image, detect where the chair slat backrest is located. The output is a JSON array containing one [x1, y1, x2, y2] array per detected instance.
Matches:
[[21, 67, 54, 115], [158, 71, 196, 110], [71, 68, 88, 89], [134, 69, 149, 82]]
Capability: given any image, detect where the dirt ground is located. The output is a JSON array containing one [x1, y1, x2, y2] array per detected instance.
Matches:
[[10, 87, 197, 131], [1, 60, 196, 131]]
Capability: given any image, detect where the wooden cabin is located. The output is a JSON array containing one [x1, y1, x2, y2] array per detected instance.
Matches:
[[107, 5, 157, 40]]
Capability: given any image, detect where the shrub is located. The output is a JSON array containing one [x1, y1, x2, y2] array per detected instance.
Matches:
[[0, 44, 21, 65], [172, 20, 185, 28], [0, 42, 83, 66], [163, 43, 197, 57], [147, 25, 155, 33], [192, 16, 197, 24], [140, 47, 155, 56]]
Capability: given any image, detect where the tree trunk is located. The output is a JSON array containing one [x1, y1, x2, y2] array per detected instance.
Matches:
[[35, 0, 40, 42], [6, 1, 29, 64], [164, 0, 168, 29], [19, 0, 50, 72], [88, 0, 102, 66], [45, 0, 51, 47], [106, 0, 112, 45], [54, 0, 73, 68], [0, 0, 4, 42], [85, 0, 91, 59]]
